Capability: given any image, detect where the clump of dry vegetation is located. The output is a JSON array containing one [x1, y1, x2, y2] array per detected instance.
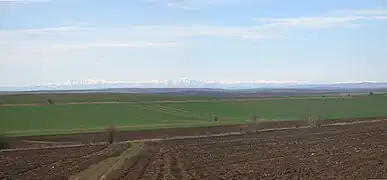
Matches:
[[308, 115, 320, 127]]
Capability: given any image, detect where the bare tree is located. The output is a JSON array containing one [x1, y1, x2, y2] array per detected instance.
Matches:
[[106, 125, 116, 144], [0, 133, 9, 150]]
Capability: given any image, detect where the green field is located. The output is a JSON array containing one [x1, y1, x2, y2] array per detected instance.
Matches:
[[0, 93, 222, 105], [1, 94, 387, 136]]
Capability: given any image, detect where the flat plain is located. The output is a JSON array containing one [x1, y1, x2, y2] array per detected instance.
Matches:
[[1, 93, 387, 179]]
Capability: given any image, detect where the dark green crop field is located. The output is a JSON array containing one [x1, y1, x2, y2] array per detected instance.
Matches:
[[0, 94, 386, 136]]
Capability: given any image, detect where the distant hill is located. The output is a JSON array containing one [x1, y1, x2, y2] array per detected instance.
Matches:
[[1, 87, 386, 97], [1, 81, 387, 96]]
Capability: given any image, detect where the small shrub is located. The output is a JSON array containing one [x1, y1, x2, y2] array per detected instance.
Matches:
[[48, 99, 54, 105], [252, 116, 263, 122], [214, 116, 219, 122], [369, 92, 374, 96]]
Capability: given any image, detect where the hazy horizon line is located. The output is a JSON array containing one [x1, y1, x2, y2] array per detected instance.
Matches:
[[1, 78, 386, 88]]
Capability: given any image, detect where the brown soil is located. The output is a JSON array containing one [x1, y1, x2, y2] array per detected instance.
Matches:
[[11, 116, 386, 147], [0, 144, 128, 180], [108, 120, 387, 180], [2, 117, 387, 179]]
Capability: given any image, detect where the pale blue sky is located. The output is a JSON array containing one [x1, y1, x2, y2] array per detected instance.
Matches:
[[1, 0, 387, 86]]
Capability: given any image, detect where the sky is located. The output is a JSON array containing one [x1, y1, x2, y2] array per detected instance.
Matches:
[[1, 0, 387, 86]]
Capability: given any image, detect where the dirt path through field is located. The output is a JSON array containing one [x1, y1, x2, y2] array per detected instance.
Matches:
[[2, 96, 353, 107], [69, 142, 143, 180]]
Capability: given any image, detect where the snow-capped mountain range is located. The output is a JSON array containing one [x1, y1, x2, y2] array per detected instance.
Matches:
[[1, 78, 387, 92]]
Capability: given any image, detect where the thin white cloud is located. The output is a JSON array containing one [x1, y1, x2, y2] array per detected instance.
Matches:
[[255, 9, 387, 28], [0, 0, 50, 11], [61, 41, 183, 49], [1, 8, 386, 60], [129, 25, 281, 40], [22, 27, 95, 34], [0, 25, 281, 42], [0, 26, 93, 34], [144, 0, 238, 9], [166, 0, 216, 9], [337, 9, 387, 15], [0, 27, 94, 38], [0, 0, 50, 5], [0, 0, 50, 2], [0, 24, 275, 63]]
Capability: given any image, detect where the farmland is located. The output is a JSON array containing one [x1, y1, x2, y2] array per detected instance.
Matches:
[[107, 120, 387, 180], [1, 94, 387, 136], [1, 93, 387, 179], [0, 143, 129, 180], [2, 119, 386, 179], [0, 93, 222, 105]]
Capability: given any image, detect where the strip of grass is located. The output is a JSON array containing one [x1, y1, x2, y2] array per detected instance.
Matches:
[[163, 96, 387, 120], [0, 104, 211, 133]]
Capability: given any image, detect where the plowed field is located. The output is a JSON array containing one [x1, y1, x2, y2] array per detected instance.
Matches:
[[0, 143, 128, 180], [108, 120, 387, 180], [2, 119, 387, 179]]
